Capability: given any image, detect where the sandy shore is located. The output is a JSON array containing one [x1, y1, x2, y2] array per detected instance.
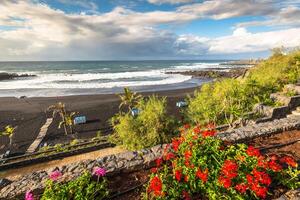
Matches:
[[0, 87, 197, 155]]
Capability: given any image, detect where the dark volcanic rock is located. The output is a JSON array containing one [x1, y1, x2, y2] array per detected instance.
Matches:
[[166, 68, 248, 79], [0, 72, 36, 81]]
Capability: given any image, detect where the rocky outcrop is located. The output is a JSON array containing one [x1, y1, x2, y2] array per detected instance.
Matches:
[[0, 72, 36, 81], [166, 68, 248, 79]]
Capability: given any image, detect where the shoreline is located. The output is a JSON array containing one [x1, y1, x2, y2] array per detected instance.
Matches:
[[0, 66, 250, 155]]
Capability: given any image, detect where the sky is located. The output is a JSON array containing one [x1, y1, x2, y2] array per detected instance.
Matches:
[[0, 0, 300, 61]]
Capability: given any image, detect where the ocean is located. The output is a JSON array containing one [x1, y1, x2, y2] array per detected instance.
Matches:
[[0, 60, 239, 97]]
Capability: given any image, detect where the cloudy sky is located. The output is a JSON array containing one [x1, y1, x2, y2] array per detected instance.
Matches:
[[0, 0, 300, 61]]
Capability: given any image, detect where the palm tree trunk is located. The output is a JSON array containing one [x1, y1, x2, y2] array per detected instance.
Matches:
[[63, 124, 68, 135]]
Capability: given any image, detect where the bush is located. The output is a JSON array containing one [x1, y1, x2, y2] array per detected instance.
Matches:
[[41, 171, 108, 200], [143, 124, 299, 199], [187, 79, 249, 125], [109, 95, 178, 150], [186, 49, 300, 125]]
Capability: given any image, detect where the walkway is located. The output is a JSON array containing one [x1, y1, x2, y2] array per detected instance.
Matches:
[[26, 118, 53, 153]]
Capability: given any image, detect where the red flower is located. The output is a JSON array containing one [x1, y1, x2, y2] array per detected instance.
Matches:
[[172, 138, 181, 152], [149, 176, 163, 197], [196, 168, 208, 183], [150, 168, 158, 173], [192, 135, 198, 140], [184, 160, 191, 167], [246, 173, 267, 197], [268, 160, 282, 172], [182, 190, 191, 200], [246, 146, 261, 158], [246, 174, 254, 185], [218, 176, 232, 189], [156, 158, 163, 167], [280, 156, 298, 168], [254, 186, 268, 199], [175, 169, 182, 182], [221, 160, 238, 179], [257, 157, 268, 168], [165, 152, 175, 161], [252, 169, 271, 186], [193, 126, 201, 134], [184, 124, 190, 129], [184, 175, 189, 182], [184, 150, 192, 160], [202, 129, 216, 138], [235, 183, 247, 194]]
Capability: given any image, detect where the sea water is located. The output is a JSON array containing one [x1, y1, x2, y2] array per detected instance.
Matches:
[[0, 60, 239, 97]]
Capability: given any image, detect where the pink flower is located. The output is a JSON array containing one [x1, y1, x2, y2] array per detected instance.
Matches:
[[25, 191, 34, 200], [93, 167, 106, 177], [49, 170, 62, 181]]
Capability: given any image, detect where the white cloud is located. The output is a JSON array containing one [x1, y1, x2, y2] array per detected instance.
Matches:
[[208, 28, 300, 54], [232, 27, 249, 36], [178, 0, 275, 20], [148, 0, 193, 4], [0, 0, 299, 60], [237, 5, 300, 28]]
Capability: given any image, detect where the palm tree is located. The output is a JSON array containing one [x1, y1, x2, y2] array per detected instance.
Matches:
[[0, 125, 16, 146], [48, 102, 76, 135], [118, 87, 142, 111]]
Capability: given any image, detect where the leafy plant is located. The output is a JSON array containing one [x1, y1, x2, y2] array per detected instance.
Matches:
[[0, 125, 16, 146], [48, 102, 77, 135], [41, 171, 108, 200], [143, 124, 299, 200], [54, 143, 64, 152], [70, 139, 79, 146], [110, 95, 178, 150], [118, 87, 142, 111]]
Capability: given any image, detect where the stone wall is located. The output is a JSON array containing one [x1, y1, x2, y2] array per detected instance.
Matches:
[[1, 115, 300, 199]]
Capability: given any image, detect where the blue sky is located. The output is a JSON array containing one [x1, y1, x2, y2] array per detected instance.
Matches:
[[0, 0, 300, 60]]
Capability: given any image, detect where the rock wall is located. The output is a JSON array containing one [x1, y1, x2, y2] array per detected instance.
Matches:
[[1, 115, 300, 199]]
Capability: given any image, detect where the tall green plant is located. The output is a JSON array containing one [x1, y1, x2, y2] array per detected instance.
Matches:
[[110, 95, 177, 150], [48, 102, 76, 135], [118, 87, 142, 111]]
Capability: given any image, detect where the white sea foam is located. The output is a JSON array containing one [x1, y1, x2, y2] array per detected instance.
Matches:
[[0, 70, 191, 89], [167, 62, 230, 72]]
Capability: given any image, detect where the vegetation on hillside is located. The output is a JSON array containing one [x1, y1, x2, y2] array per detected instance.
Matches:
[[186, 49, 300, 125]]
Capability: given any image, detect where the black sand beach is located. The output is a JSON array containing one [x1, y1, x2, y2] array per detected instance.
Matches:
[[0, 87, 197, 155]]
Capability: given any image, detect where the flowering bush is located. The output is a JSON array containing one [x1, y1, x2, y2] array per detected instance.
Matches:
[[41, 168, 108, 200], [143, 124, 299, 199]]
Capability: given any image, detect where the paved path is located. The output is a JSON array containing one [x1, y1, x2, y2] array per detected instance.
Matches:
[[26, 118, 53, 153], [1, 146, 125, 180]]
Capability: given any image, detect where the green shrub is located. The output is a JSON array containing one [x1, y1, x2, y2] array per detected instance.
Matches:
[[70, 139, 79, 146], [186, 49, 300, 125], [109, 95, 177, 150], [187, 79, 248, 125], [41, 172, 108, 200]]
